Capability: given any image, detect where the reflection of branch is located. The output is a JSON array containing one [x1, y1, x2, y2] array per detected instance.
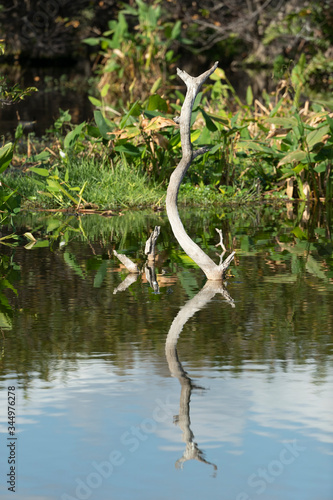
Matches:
[[113, 227, 161, 293], [145, 226, 161, 293], [165, 281, 235, 474], [113, 274, 138, 294], [145, 264, 160, 294], [112, 249, 140, 293]]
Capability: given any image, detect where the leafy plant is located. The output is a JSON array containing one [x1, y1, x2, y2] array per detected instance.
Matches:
[[84, 0, 186, 105]]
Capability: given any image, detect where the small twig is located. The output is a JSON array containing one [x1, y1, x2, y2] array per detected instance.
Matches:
[[215, 228, 226, 252]]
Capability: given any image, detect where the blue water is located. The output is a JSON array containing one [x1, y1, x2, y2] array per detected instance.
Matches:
[[1, 355, 332, 500]]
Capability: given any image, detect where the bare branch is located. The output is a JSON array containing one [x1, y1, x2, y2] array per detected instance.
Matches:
[[113, 250, 139, 274], [144, 226, 161, 261], [166, 63, 235, 280]]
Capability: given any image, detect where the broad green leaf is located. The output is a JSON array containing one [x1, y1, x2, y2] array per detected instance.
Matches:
[[313, 146, 333, 161], [0, 279, 17, 295], [193, 92, 203, 110], [265, 117, 298, 128], [24, 241, 37, 250], [89, 96, 102, 107], [171, 20, 181, 39], [209, 67, 226, 81], [295, 175, 305, 200], [306, 125, 329, 149], [204, 113, 228, 125], [114, 143, 141, 156], [46, 219, 62, 232], [191, 129, 201, 142], [306, 255, 327, 280], [208, 144, 221, 154], [83, 37, 100, 46], [0, 143, 14, 173], [201, 109, 217, 132], [169, 132, 181, 148], [147, 94, 168, 113], [26, 150, 50, 162], [24, 232, 36, 242], [293, 163, 305, 174], [64, 122, 86, 150], [326, 114, 333, 132], [28, 167, 50, 177], [278, 150, 307, 166], [32, 240, 50, 248], [120, 101, 141, 128], [314, 163, 327, 173], [291, 227, 307, 239], [196, 126, 211, 145], [150, 77, 162, 95], [100, 83, 110, 98], [86, 125, 101, 138], [47, 178, 78, 204], [237, 141, 275, 155], [94, 110, 113, 140], [246, 85, 253, 106]]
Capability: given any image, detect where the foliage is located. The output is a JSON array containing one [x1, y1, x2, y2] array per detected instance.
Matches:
[[262, 2, 333, 93], [189, 61, 333, 201], [0, 74, 37, 107], [0, 59, 37, 222], [2, 48, 333, 209], [84, 0, 186, 105]]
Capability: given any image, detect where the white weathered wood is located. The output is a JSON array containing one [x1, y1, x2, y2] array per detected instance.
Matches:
[[166, 62, 235, 280], [113, 250, 139, 273], [144, 225, 161, 261]]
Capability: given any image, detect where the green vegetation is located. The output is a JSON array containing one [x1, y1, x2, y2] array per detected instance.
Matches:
[[0, 54, 38, 223], [84, 0, 187, 105], [2, 57, 332, 211], [1, 1, 332, 211]]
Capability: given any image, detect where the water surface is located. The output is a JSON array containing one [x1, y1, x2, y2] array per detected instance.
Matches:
[[0, 205, 332, 500]]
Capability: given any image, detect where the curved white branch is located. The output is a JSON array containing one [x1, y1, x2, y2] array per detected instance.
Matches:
[[166, 62, 235, 280]]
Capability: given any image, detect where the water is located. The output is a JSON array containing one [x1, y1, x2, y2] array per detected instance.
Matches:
[[0, 205, 333, 500], [0, 64, 93, 138]]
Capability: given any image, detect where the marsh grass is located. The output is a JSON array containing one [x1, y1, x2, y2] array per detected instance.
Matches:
[[1, 156, 165, 210]]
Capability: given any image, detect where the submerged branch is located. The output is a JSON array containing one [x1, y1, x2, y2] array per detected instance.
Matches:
[[113, 249, 139, 274], [166, 62, 235, 280]]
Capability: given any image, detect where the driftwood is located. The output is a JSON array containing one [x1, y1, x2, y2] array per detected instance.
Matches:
[[165, 280, 235, 473], [145, 225, 160, 262], [166, 62, 235, 281], [113, 226, 161, 293], [113, 249, 139, 274]]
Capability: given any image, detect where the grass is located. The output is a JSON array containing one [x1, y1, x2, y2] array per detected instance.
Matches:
[[1, 156, 167, 210]]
